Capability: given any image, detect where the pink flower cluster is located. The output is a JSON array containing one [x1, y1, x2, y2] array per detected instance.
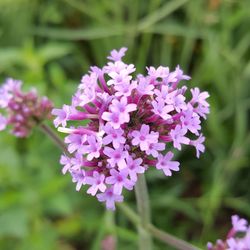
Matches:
[[0, 78, 53, 137], [207, 215, 250, 250], [53, 48, 209, 210]]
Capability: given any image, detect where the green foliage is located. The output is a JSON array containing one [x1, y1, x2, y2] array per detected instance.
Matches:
[[0, 0, 250, 249]]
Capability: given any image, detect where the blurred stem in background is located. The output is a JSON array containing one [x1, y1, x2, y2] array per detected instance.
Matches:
[[39, 123, 69, 156], [118, 203, 201, 250], [135, 174, 153, 250]]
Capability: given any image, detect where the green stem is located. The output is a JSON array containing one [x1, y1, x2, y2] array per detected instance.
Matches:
[[135, 174, 153, 250], [118, 203, 201, 250], [147, 224, 200, 250], [39, 123, 69, 156]]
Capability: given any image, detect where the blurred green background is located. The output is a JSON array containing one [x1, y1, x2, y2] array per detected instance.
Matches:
[[0, 0, 250, 249]]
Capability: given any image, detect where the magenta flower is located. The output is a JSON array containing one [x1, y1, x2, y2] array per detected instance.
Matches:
[[151, 98, 174, 120], [137, 76, 154, 96], [0, 78, 53, 137], [60, 154, 72, 174], [103, 146, 128, 169], [97, 188, 124, 211], [84, 135, 102, 161], [52, 105, 71, 128], [71, 169, 86, 191], [232, 215, 248, 232], [65, 133, 87, 153], [107, 47, 127, 62], [207, 215, 250, 250], [109, 96, 136, 124], [107, 70, 132, 86], [190, 134, 205, 158], [147, 66, 170, 79], [114, 80, 137, 97], [145, 142, 165, 157], [85, 171, 106, 196], [105, 168, 134, 195], [131, 124, 159, 151], [0, 114, 7, 131], [53, 48, 209, 210], [180, 107, 201, 135], [156, 152, 180, 176], [102, 111, 122, 129], [102, 123, 126, 149], [170, 125, 190, 150], [126, 156, 145, 181]]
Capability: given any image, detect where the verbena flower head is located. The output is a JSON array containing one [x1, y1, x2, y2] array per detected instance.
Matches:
[[53, 48, 209, 210], [207, 215, 250, 250], [0, 78, 53, 137]]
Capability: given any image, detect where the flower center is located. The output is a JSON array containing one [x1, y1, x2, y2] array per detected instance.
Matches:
[[117, 175, 123, 182], [114, 153, 121, 159], [139, 135, 146, 141]]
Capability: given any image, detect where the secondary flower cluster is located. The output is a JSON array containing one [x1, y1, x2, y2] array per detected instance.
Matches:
[[207, 215, 250, 250], [0, 78, 53, 137], [53, 47, 209, 210]]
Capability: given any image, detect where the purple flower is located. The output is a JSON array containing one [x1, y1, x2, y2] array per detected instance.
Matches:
[[107, 70, 132, 86], [191, 87, 210, 107], [52, 105, 71, 128], [107, 47, 127, 62], [0, 114, 7, 131], [156, 152, 180, 176], [126, 156, 145, 181], [151, 98, 174, 120], [170, 125, 190, 150], [53, 48, 209, 210], [102, 123, 126, 148], [114, 80, 137, 97], [60, 154, 72, 174], [137, 76, 154, 95], [147, 66, 170, 79], [106, 169, 134, 194], [97, 188, 124, 210], [0, 78, 53, 137], [71, 169, 86, 191], [174, 65, 191, 81], [227, 238, 244, 250], [191, 88, 210, 118], [65, 133, 87, 153], [232, 215, 248, 233], [102, 111, 122, 129], [85, 171, 106, 196], [190, 134, 205, 158], [103, 146, 128, 169], [207, 215, 250, 250], [77, 73, 98, 106], [84, 135, 102, 161], [131, 124, 159, 151], [180, 108, 201, 135], [145, 142, 165, 157], [109, 96, 136, 124]]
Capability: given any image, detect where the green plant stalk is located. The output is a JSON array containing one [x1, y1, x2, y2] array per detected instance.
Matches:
[[39, 123, 69, 156], [135, 174, 153, 250], [118, 203, 201, 250]]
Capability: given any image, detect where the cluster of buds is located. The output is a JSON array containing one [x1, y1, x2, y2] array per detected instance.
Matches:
[[207, 215, 250, 250], [0, 78, 53, 137], [52, 48, 209, 210]]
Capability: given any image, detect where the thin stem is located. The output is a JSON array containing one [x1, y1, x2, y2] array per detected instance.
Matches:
[[39, 123, 69, 156], [147, 225, 201, 250], [135, 174, 153, 250], [118, 203, 201, 250]]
